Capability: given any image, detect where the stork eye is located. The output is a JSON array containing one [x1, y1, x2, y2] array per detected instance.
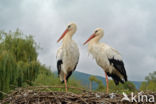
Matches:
[[95, 30, 98, 33], [68, 25, 71, 28]]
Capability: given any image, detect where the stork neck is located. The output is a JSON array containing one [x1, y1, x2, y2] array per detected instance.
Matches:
[[88, 37, 100, 45], [62, 33, 72, 45]]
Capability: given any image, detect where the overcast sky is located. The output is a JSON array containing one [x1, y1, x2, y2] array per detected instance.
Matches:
[[0, 0, 156, 81]]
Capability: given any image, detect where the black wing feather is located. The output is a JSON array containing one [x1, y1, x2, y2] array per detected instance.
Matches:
[[107, 72, 124, 85], [108, 57, 127, 84], [57, 60, 63, 76], [66, 62, 78, 81]]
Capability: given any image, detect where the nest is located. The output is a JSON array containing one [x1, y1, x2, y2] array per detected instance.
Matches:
[[0, 86, 156, 104]]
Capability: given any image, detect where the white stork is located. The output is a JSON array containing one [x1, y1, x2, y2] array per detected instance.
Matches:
[[56, 23, 79, 92], [84, 28, 127, 93]]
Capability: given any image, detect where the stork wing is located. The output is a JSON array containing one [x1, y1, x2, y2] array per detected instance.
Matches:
[[66, 43, 79, 81], [66, 61, 79, 81], [56, 47, 63, 75], [105, 47, 127, 82]]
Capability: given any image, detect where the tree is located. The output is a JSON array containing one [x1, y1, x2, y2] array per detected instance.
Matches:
[[0, 51, 16, 95], [89, 76, 105, 91], [89, 76, 96, 90], [0, 29, 40, 98], [140, 71, 156, 91], [145, 71, 156, 82]]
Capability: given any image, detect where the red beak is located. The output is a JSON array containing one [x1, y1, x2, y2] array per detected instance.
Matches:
[[57, 29, 69, 42], [83, 34, 96, 45]]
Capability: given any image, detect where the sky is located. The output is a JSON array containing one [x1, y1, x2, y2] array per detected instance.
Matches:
[[0, 0, 156, 81]]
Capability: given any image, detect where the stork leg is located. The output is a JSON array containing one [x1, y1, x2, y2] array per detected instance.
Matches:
[[64, 74, 68, 92], [105, 72, 109, 93]]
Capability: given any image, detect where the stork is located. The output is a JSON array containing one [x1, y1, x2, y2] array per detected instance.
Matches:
[[56, 23, 79, 92], [84, 28, 127, 93]]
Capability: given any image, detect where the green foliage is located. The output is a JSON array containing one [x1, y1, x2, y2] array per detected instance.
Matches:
[[89, 76, 105, 91], [109, 80, 136, 93], [0, 29, 38, 62], [140, 81, 156, 91], [140, 81, 147, 91], [140, 71, 156, 91], [33, 65, 59, 86], [89, 76, 136, 93], [16, 61, 40, 86], [33, 65, 84, 93], [0, 29, 39, 98], [89, 76, 96, 81], [145, 71, 156, 82], [0, 50, 16, 95], [146, 81, 156, 91]]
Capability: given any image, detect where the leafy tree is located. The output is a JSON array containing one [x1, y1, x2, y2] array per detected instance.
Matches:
[[0, 29, 38, 62], [89, 76, 105, 91], [0, 50, 16, 95], [0, 29, 39, 98], [145, 71, 156, 82], [140, 71, 156, 91], [89, 76, 96, 90]]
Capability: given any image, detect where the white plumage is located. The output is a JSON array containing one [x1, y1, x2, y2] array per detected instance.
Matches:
[[56, 23, 79, 92], [56, 40, 79, 81], [84, 28, 127, 93], [88, 43, 123, 77]]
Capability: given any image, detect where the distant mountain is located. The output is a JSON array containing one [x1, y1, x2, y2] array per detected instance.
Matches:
[[54, 71, 142, 90]]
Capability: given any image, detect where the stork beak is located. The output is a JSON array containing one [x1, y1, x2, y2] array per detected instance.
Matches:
[[83, 34, 96, 45], [57, 29, 69, 42]]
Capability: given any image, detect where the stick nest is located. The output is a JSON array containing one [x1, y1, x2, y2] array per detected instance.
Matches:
[[0, 86, 156, 104]]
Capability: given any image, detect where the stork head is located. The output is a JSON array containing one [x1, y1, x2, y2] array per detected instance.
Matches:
[[84, 28, 104, 45], [57, 22, 77, 42]]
